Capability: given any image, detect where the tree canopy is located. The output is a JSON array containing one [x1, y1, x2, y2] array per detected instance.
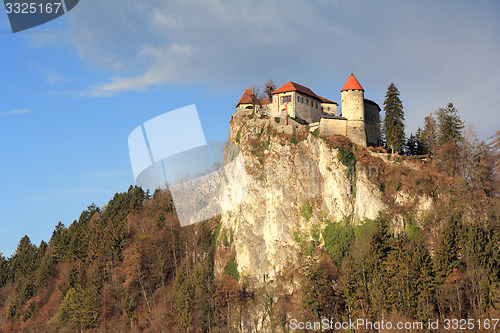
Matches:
[[383, 83, 405, 154]]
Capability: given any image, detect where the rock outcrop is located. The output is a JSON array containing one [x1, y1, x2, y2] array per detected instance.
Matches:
[[216, 113, 387, 285]]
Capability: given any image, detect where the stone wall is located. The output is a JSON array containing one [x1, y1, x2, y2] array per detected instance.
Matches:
[[273, 91, 323, 123], [346, 120, 367, 147], [364, 100, 380, 146], [319, 118, 347, 136], [309, 122, 320, 132], [321, 102, 337, 117]]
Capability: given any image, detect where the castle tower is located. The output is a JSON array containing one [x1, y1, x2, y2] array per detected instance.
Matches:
[[341, 74, 367, 147]]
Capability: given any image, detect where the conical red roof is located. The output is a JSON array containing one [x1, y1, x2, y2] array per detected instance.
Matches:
[[341, 74, 364, 92]]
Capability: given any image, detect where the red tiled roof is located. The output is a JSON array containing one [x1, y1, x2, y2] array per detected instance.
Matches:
[[236, 88, 254, 106], [317, 95, 338, 105], [341, 74, 364, 92], [272, 81, 338, 105], [237, 88, 272, 106], [273, 81, 317, 97]]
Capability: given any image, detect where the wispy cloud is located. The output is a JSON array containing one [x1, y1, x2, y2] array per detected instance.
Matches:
[[30, 62, 69, 84], [3, 109, 31, 115], [33, 0, 500, 138]]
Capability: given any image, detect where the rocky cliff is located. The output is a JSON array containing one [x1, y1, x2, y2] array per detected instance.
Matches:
[[215, 112, 423, 286]]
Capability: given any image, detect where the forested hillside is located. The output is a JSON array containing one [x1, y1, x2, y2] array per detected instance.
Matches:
[[0, 156, 498, 332], [0, 117, 499, 332]]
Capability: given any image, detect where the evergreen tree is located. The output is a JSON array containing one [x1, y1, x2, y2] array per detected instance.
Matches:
[[366, 212, 393, 317], [405, 133, 418, 156], [10, 235, 38, 280], [58, 285, 98, 330], [174, 266, 194, 331], [34, 250, 53, 289], [384, 237, 410, 314], [421, 113, 438, 157], [408, 235, 435, 320], [436, 103, 465, 176], [383, 83, 405, 154], [415, 127, 427, 155], [437, 103, 464, 145], [368, 213, 392, 268], [340, 255, 369, 321], [0, 254, 8, 287], [433, 215, 460, 284], [50, 222, 68, 262]]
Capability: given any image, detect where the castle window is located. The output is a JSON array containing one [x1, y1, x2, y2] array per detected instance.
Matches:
[[327, 107, 330, 111], [306, 98, 308, 105], [281, 95, 291, 104], [297, 96, 300, 102], [316, 102, 318, 108], [301, 97, 304, 103]]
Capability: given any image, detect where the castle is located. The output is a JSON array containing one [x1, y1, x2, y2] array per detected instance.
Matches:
[[236, 74, 381, 147]]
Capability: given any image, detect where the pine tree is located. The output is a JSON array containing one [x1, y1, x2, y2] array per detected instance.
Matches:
[[384, 237, 410, 314], [58, 285, 98, 330], [437, 103, 464, 145], [366, 212, 393, 317], [421, 113, 438, 157], [433, 217, 459, 284], [383, 83, 405, 154], [368, 212, 392, 268], [436, 103, 465, 176], [408, 236, 435, 320], [50, 222, 68, 262], [405, 133, 418, 156], [415, 127, 427, 155], [174, 266, 194, 331], [0, 254, 8, 287], [10, 236, 37, 280]]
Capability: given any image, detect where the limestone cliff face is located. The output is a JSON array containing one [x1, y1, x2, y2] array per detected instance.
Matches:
[[215, 113, 387, 285]]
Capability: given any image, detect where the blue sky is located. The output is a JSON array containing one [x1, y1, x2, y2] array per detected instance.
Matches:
[[1, 0, 499, 256]]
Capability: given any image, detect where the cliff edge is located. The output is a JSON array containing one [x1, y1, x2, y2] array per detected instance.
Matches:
[[215, 111, 430, 286]]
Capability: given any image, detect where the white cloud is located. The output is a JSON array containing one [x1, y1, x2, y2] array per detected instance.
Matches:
[[30, 62, 69, 84], [3, 109, 31, 115], [90, 42, 195, 94], [151, 11, 177, 29], [35, 0, 500, 138]]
